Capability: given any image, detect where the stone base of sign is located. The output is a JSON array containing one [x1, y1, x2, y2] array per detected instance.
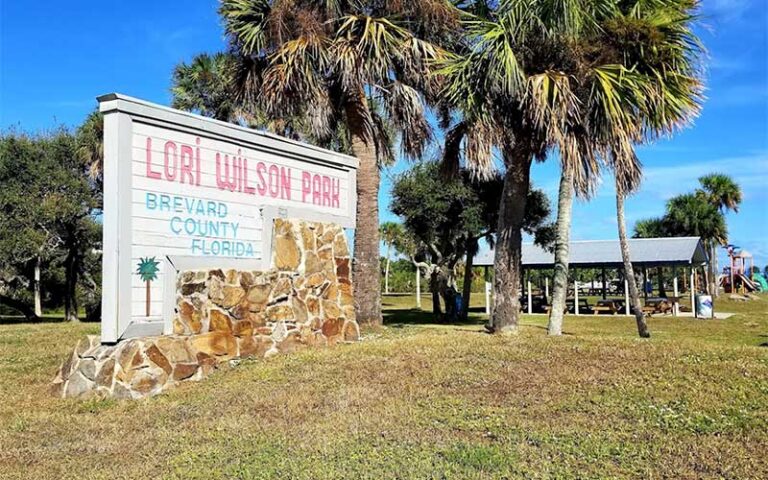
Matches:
[[51, 219, 359, 400]]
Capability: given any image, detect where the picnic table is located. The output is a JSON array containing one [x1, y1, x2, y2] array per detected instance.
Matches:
[[543, 298, 593, 314], [566, 298, 592, 314], [642, 298, 673, 316], [592, 299, 620, 315]]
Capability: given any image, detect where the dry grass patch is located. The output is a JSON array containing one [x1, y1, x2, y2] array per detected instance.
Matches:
[[0, 294, 766, 479]]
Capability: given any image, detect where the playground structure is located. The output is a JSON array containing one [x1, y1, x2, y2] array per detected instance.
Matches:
[[720, 245, 767, 294]]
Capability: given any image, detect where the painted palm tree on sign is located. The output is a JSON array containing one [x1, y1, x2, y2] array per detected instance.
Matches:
[[137, 257, 160, 317]]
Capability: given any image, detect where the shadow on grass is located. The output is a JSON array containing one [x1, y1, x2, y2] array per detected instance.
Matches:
[[0, 314, 99, 325], [0, 314, 68, 325], [383, 308, 487, 327]]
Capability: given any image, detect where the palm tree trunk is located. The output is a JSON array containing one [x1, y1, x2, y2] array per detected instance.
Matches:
[[347, 101, 382, 326], [616, 189, 650, 338], [461, 248, 475, 321], [489, 149, 532, 334], [547, 168, 574, 336], [34, 255, 42, 318], [146, 280, 151, 317]]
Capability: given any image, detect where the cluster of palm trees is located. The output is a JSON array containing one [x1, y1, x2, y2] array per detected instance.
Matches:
[[165, 0, 705, 338], [634, 173, 742, 297]]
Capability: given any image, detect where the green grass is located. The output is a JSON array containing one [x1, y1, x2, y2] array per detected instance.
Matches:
[[0, 294, 766, 479]]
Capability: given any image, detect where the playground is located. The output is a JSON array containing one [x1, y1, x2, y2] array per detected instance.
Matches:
[[720, 245, 768, 295]]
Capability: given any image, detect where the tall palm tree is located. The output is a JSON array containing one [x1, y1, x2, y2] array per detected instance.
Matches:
[[616, 177, 650, 337], [664, 194, 727, 246], [633, 218, 667, 238], [76, 110, 104, 187], [379, 221, 404, 294], [697, 173, 742, 295], [220, 0, 458, 325], [171, 52, 241, 123], [440, 0, 702, 335]]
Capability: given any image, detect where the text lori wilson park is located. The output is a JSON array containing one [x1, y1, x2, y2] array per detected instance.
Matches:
[[144, 136, 343, 207]]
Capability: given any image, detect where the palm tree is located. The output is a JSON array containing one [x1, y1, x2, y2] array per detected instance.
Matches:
[[137, 257, 160, 317], [379, 221, 404, 295], [616, 179, 650, 337], [440, 0, 702, 335], [633, 218, 668, 238], [76, 110, 104, 187], [697, 173, 742, 295], [663, 194, 728, 246], [547, 168, 575, 335], [171, 52, 241, 123], [220, 0, 457, 326]]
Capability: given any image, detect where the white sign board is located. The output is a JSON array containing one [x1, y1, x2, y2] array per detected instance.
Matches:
[[99, 94, 358, 343]]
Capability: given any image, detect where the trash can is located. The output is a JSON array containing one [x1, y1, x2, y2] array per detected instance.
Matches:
[[454, 295, 464, 317], [695, 294, 714, 319]]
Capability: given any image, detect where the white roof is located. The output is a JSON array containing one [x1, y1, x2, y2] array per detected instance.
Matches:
[[474, 237, 709, 268]]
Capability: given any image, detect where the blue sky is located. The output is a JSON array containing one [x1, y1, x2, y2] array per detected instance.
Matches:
[[1, 0, 767, 267]]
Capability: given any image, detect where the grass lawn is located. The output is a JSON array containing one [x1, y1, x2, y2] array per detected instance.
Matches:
[[1, 294, 766, 479]]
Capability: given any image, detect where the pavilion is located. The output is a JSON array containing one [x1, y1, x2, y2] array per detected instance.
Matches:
[[473, 236, 710, 316]]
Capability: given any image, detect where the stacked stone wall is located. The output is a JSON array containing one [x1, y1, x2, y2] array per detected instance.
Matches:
[[51, 219, 359, 400]]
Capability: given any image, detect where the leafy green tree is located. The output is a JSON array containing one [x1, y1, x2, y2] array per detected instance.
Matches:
[[219, 0, 458, 325], [0, 129, 100, 321], [391, 162, 551, 321]]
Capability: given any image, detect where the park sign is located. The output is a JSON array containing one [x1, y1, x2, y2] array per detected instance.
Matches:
[[98, 94, 358, 344]]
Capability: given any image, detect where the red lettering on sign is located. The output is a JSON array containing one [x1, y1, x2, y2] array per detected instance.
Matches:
[[146, 137, 162, 179]]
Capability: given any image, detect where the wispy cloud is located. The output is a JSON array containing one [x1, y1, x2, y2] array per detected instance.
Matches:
[[705, 0, 752, 22], [639, 152, 768, 200], [706, 83, 768, 108]]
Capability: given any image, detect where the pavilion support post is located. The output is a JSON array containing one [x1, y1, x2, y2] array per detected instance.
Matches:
[[690, 267, 695, 316], [673, 276, 679, 317], [601, 267, 607, 299], [484, 266, 491, 316], [574, 278, 580, 315], [642, 265, 648, 300], [545, 276, 549, 301], [624, 278, 630, 315], [527, 280, 533, 315]]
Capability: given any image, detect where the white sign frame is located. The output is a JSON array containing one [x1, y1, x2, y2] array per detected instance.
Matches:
[[98, 94, 358, 344]]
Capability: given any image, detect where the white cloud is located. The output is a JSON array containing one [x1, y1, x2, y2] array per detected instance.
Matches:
[[639, 152, 768, 200]]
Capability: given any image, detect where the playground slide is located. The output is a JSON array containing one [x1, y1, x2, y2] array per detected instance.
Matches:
[[752, 273, 768, 292], [737, 274, 758, 292]]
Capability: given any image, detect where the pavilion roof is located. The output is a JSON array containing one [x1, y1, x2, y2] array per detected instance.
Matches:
[[473, 237, 709, 269]]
